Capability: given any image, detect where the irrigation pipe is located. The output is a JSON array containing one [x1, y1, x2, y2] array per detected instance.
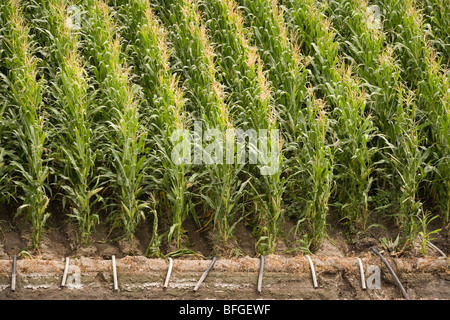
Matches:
[[193, 257, 217, 292], [61, 257, 70, 287], [163, 257, 173, 290], [306, 255, 318, 288], [112, 255, 118, 292], [357, 258, 366, 290], [257, 255, 264, 293], [11, 254, 16, 292], [424, 237, 447, 258], [371, 247, 409, 300], [428, 241, 446, 258]]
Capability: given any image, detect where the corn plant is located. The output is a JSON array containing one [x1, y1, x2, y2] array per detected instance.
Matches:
[[377, 0, 449, 225], [323, 0, 396, 222], [388, 88, 433, 240], [0, 2, 19, 206], [29, 0, 103, 246], [0, 97, 9, 204], [111, 0, 193, 252], [248, 60, 284, 255], [418, 0, 450, 63], [230, 0, 293, 252], [294, 92, 334, 250], [0, 19, 10, 203], [282, 0, 377, 232], [153, 0, 247, 253], [323, 0, 438, 239], [233, 0, 310, 172], [197, 0, 260, 127], [82, 0, 149, 242], [236, 0, 336, 252], [198, 0, 289, 254], [325, 0, 388, 123], [417, 211, 442, 256], [1, 0, 50, 250]]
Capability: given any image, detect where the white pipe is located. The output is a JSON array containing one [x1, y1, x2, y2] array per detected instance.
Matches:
[[357, 258, 366, 290], [11, 254, 16, 292], [112, 255, 118, 292], [257, 255, 264, 293], [418, 233, 446, 258], [427, 240, 447, 258], [61, 257, 70, 287], [306, 255, 318, 288], [163, 257, 173, 290]]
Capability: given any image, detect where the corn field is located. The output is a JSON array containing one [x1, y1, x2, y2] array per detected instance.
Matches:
[[0, 0, 448, 256]]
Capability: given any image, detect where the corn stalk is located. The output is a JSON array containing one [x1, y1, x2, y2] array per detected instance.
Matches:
[[417, 0, 450, 63], [30, 0, 103, 246], [324, 0, 437, 241], [282, 0, 377, 232], [199, 0, 289, 254], [83, 0, 149, 242], [416, 0, 450, 63], [295, 92, 334, 250], [154, 0, 244, 253], [376, 0, 449, 225], [112, 0, 192, 253], [0, 14, 12, 203], [1, 0, 50, 250]]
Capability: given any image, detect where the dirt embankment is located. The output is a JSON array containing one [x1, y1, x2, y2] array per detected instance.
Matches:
[[0, 255, 448, 300], [0, 203, 449, 300]]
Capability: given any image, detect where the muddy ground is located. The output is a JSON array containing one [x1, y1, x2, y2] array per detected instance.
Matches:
[[0, 203, 448, 300]]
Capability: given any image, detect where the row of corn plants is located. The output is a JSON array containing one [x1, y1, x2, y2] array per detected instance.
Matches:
[[80, 0, 150, 243], [0, 0, 447, 255], [0, 0, 51, 250], [0, 10, 10, 204], [197, 0, 287, 254], [281, 0, 377, 235], [152, 0, 246, 254], [29, 0, 103, 246], [324, 0, 434, 244], [376, 0, 449, 225], [235, 0, 333, 251], [416, 0, 450, 67], [294, 89, 334, 251], [111, 0, 192, 254], [0, 88, 6, 202]]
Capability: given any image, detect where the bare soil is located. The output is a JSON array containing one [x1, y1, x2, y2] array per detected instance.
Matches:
[[0, 203, 448, 300]]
